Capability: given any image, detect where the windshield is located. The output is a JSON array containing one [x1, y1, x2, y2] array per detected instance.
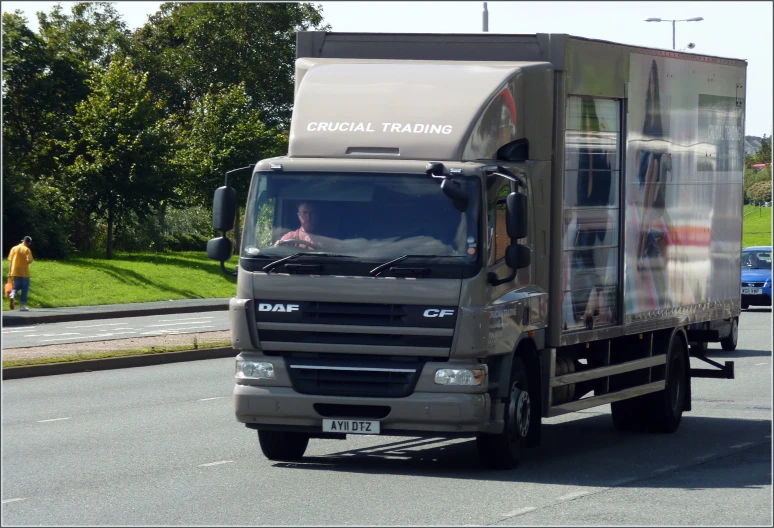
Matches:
[[742, 250, 772, 270], [241, 171, 481, 263]]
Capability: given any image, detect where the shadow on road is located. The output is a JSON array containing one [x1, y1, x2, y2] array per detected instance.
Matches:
[[272, 414, 771, 488], [705, 348, 772, 360]]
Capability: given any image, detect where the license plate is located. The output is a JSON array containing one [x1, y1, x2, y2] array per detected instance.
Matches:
[[742, 288, 763, 295], [322, 419, 380, 435]]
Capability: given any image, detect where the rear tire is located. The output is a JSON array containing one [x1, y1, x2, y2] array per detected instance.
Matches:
[[258, 430, 310, 461], [611, 397, 648, 432], [644, 332, 688, 433], [477, 358, 531, 470], [720, 318, 738, 351]]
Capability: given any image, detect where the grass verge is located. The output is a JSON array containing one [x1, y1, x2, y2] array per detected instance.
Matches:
[[2, 251, 237, 310], [743, 205, 773, 248], [1, 339, 233, 368]]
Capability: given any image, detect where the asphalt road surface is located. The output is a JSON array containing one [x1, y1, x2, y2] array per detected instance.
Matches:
[[2, 310, 771, 526], [1, 311, 230, 349]]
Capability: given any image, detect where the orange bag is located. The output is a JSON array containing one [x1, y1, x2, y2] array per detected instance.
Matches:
[[4, 277, 13, 298]]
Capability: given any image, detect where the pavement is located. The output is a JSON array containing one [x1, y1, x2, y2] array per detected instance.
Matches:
[[1, 298, 230, 327], [1, 298, 233, 379]]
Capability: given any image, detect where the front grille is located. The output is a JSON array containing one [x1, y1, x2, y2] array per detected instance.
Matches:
[[284, 354, 424, 398], [259, 330, 451, 348]]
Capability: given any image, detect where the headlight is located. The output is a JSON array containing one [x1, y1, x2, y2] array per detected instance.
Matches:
[[434, 368, 486, 386], [236, 360, 275, 379]]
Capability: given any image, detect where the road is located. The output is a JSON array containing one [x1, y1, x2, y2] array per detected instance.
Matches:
[[2, 310, 771, 525], [1, 311, 230, 348]]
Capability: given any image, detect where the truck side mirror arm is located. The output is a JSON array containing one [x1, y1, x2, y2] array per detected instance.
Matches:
[[207, 164, 255, 277]]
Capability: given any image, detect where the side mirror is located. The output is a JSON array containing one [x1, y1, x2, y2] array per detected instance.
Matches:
[[207, 236, 233, 262], [506, 192, 528, 239], [440, 178, 469, 212], [212, 186, 237, 232], [505, 243, 530, 270]]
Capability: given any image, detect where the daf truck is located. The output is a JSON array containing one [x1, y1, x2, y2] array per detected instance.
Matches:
[[207, 32, 746, 469]]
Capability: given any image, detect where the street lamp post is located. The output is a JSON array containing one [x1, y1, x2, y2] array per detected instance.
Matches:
[[644, 17, 704, 50]]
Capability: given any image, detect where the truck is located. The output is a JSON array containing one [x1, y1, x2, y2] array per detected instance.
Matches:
[[207, 32, 746, 469]]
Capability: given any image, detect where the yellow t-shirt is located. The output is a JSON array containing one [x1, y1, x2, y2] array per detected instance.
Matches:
[[8, 243, 33, 278]]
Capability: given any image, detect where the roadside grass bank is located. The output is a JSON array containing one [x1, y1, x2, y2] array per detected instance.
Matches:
[[2, 251, 237, 310], [743, 205, 773, 247], [2, 338, 233, 368]]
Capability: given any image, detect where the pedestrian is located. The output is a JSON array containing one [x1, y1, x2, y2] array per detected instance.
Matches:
[[7, 236, 34, 311]]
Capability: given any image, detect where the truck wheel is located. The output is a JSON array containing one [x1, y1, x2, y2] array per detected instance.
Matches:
[[611, 397, 648, 432], [644, 332, 688, 433], [257, 430, 310, 461], [720, 318, 738, 351], [477, 358, 531, 469]]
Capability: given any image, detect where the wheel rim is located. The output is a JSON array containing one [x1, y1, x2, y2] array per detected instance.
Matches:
[[508, 384, 531, 440]]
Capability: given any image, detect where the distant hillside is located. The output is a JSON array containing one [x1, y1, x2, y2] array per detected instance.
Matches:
[[746, 135, 763, 156]]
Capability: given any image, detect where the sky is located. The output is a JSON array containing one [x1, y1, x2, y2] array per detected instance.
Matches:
[[3, 1, 772, 137]]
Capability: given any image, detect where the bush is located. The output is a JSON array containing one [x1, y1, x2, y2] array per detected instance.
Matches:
[[748, 180, 772, 204]]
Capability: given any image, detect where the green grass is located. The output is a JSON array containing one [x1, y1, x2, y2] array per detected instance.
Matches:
[[3, 251, 237, 310], [743, 205, 773, 248], [1, 340, 233, 368]]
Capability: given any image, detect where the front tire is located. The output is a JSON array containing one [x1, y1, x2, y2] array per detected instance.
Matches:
[[258, 430, 310, 461], [477, 358, 531, 470], [720, 318, 738, 351]]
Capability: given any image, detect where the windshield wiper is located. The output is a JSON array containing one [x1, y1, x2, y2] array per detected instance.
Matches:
[[369, 254, 463, 277], [262, 252, 351, 273]]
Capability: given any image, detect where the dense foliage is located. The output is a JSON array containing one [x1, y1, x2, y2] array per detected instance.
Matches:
[[2, 2, 327, 258]]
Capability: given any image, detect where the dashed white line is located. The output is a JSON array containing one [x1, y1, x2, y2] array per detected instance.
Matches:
[[754, 362, 768, 366], [2, 327, 37, 333], [37, 417, 71, 423], [147, 321, 213, 328], [39, 337, 89, 343], [2, 498, 26, 504], [140, 326, 213, 335], [557, 491, 591, 501], [694, 452, 717, 462], [652, 464, 678, 474], [730, 441, 755, 449], [198, 460, 234, 467], [198, 397, 225, 402], [66, 322, 135, 329], [501, 507, 536, 517], [159, 317, 215, 322]]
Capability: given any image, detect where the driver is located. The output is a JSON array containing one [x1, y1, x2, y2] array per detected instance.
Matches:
[[275, 202, 321, 249], [749, 254, 761, 268]]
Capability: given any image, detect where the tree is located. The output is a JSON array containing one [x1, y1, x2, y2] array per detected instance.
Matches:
[[753, 134, 771, 165], [67, 59, 175, 259], [130, 2, 328, 128], [748, 180, 772, 204]]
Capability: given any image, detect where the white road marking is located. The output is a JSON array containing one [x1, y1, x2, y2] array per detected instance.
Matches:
[[754, 362, 768, 366], [609, 477, 637, 486], [2, 327, 38, 333], [198, 397, 225, 402], [24, 332, 81, 337], [159, 317, 215, 322], [39, 337, 90, 343], [652, 464, 678, 474], [66, 322, 135, 329], [501, 507, 536, 517], [694, 453, 717, 462], [730, 441, 755, 449], [37, 417, 71, 423], [140, 326, 213, 335], [2, 498, 26, 504], [557, 491, 590, 501], [147, 320, 213, 328], [198, 460, 234, 467]]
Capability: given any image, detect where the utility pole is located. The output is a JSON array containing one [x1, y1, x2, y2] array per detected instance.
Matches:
[[483, 2, 489, 32]]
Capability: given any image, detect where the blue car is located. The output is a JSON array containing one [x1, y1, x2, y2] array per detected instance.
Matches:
[[741, 246, 772, 309]]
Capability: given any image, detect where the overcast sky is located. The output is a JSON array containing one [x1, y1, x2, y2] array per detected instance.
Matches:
[[4, 1, 772, 136]]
